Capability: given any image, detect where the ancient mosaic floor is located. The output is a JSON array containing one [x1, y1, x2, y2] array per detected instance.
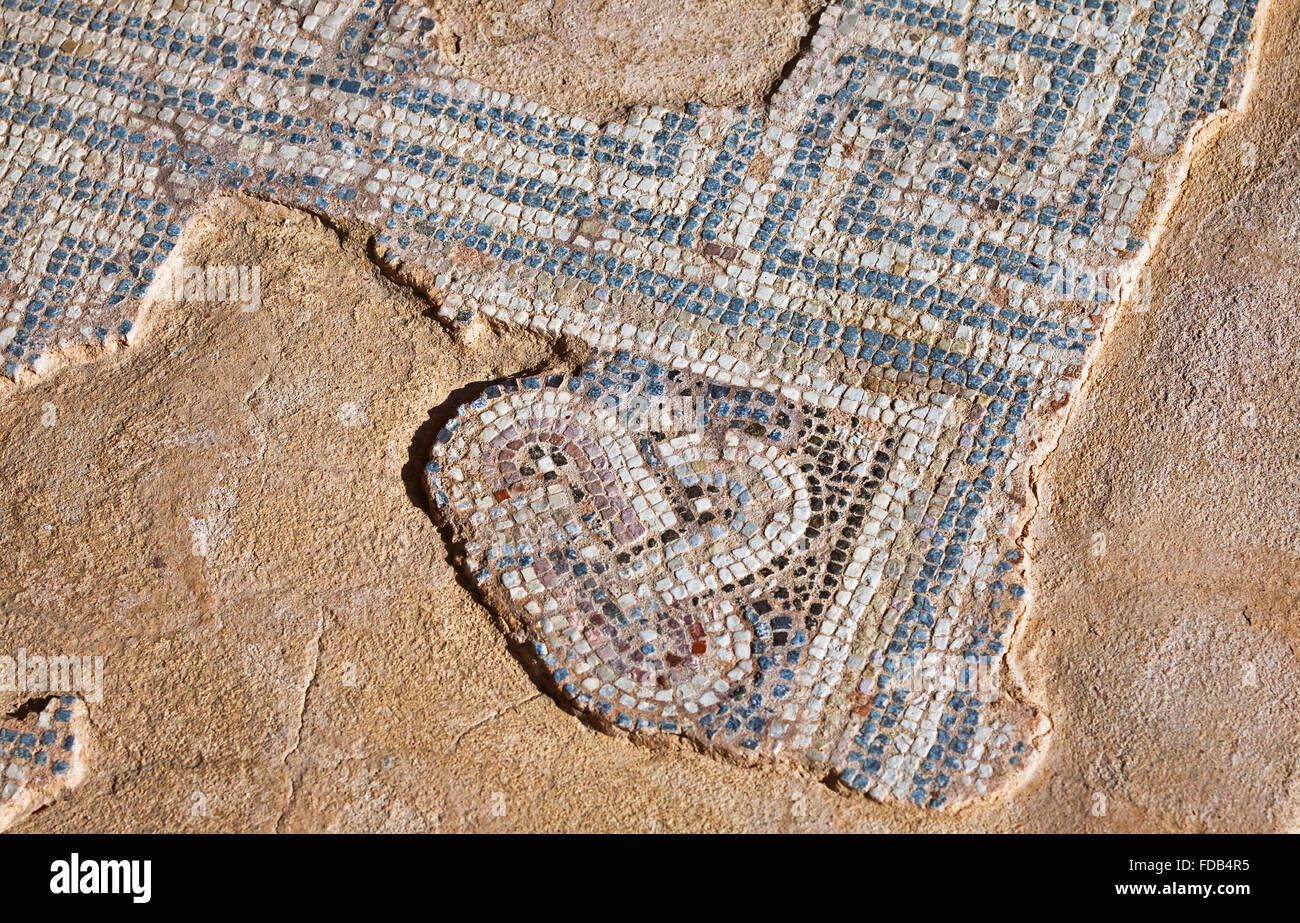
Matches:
[[1, 0, 1292, 831]]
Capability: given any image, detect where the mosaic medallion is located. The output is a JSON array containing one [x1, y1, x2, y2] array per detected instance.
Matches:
[[427, 351, 1045, 803]]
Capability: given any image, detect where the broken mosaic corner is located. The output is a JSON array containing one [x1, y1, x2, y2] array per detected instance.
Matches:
[[422, 350, 1055, 809], [0, 695, 91, 833]]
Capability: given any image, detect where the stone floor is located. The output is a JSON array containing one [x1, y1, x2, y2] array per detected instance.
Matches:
[[0, 0, 1296, 831]]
